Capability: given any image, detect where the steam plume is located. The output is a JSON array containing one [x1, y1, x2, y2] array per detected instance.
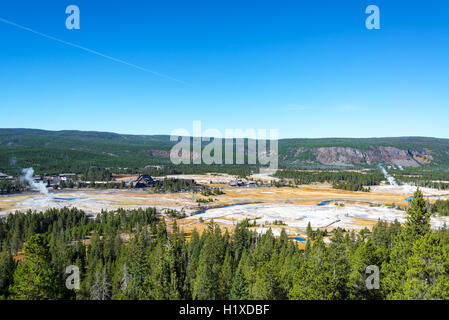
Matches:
[[20, 167, 52, 196], [9, 157, 17, 167], [378, 164, 398, 186]]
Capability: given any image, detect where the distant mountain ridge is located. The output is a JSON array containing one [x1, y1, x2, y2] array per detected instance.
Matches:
[[1, 128, 449, 172]]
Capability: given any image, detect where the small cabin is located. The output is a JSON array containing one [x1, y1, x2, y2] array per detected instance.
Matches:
[[59, 173, 76, 182]]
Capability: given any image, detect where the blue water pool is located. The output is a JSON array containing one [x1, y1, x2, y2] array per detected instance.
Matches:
[[53, 197, 77, 201], [317, 200, 331, 206], [294, 237, 307, 242], [405, 197, 414, 202]]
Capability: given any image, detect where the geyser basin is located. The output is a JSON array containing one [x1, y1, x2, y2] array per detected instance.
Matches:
[[32, 196, 78, 202], [30, 196, 81, 207], [188, 203, 449, 231]]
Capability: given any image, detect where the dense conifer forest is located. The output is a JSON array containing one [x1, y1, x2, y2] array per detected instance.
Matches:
[[391, 169, 449, 190], [1, 190, 449, 300], [2, 129, 449, 176], [273, 170, 384, 191]]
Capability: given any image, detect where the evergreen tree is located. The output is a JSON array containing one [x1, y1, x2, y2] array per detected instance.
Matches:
[[381, 189, 432, 298], [192, 222, 225, 300], [218, 250, 233, 299], [289, 234, 335, 300], [0, 250, 15, 299], [399, 232, 449, 299], [404, 189, 431, 237], [306, 222, 314, 240], [126, 234, 148, 299], [250, 255, 283, 299], [231, 220, 252, 264], [230, 259, 249, 300], [347, 238, 383, 299], [9, 234, 62, 299]]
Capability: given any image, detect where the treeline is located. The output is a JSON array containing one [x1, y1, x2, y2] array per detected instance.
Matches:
[[2, 190, 449, 300], [393, 170, 449, 190], [1, 150, 255, 179], [133, 164, 254, 179], [81, 168, 113, 182], [60, 181, 126, 190], [152, 179, 198, 193], [0, 180, 24, 194], [392, 169, 449, 181], [332, 181, 371, 192], [397, 179, 449, 190], [274, 170, 384, 191], [0, 149, 134, 177], [62, 179, 198, 193]]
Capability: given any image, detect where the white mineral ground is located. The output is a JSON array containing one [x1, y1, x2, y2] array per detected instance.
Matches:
[[372, 184, 449, 197], [186, 202, 449, 232], [0, 190, 198, 216], [2, 178, 449, 233]]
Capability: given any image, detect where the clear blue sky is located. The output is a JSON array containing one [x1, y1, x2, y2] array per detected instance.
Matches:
[[0, 0, 448, 138]]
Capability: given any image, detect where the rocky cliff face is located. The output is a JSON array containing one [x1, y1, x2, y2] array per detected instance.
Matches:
[[307, 146, 430, 167]]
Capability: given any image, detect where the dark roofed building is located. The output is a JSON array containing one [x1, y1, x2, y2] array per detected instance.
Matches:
[[134, 174, 155, 188]]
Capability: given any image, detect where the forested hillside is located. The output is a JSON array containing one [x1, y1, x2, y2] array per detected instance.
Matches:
[[1, 129, 449, 175]]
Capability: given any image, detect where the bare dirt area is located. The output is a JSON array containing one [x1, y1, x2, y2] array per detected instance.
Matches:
[[113, 174, 138, 181], [214, 184, 412, 207]]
